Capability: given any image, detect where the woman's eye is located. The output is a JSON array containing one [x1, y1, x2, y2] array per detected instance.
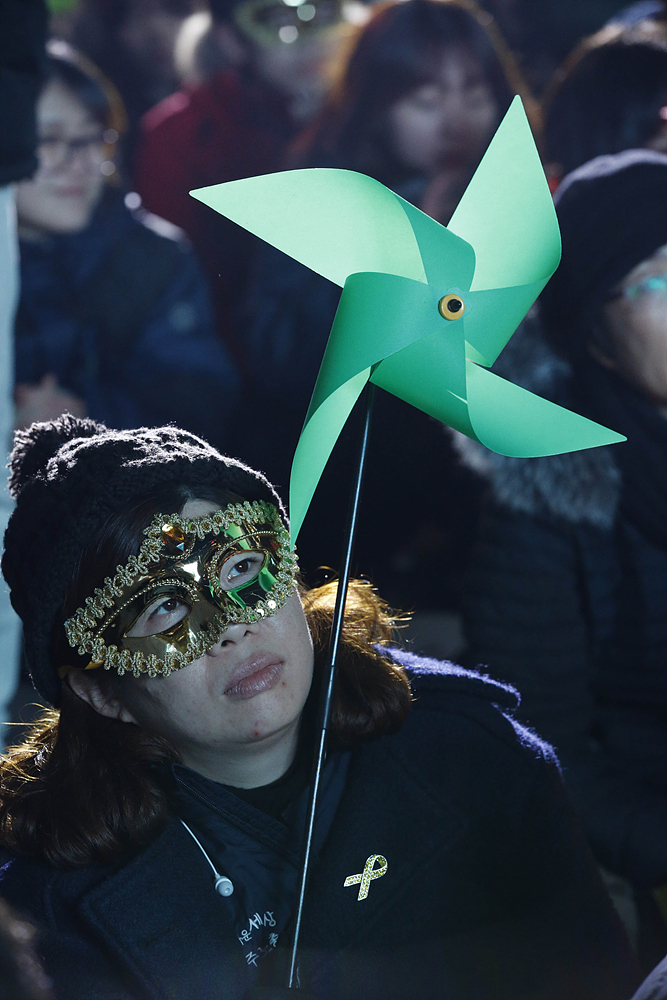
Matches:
[[127, 596, 190, 638], [219, 551, 266, 592], [409, 87, 441, 111]]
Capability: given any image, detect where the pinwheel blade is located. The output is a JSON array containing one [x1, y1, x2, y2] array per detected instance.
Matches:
[[449, 96, 560, 291], [463, 282, 546, 366], [289, 271, 440, 542], [374, 349, 624, 456], [191, 169, 473, 288], [289, 369, 370, 544], [449, 96, 561, 366], [465, 362, 625, 455], [370, 328, 471, 435]]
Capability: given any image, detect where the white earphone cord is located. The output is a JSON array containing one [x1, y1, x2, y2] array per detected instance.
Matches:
[[180, 819, 234, 897]]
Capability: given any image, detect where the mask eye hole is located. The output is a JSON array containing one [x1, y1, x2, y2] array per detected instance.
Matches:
[[438, 293, 465, 320], [126, 596, 190, 638], [218, 551, 267, 592]]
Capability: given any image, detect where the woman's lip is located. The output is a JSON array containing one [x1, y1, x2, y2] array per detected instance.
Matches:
[[225, 663, 283, 701], [224, 655, 284, 699]]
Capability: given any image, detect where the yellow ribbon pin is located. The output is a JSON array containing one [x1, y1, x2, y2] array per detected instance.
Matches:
[[343, 855, 388, 901]]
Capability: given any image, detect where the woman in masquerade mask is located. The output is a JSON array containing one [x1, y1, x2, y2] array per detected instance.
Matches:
[[0, 417, 639, 1000]]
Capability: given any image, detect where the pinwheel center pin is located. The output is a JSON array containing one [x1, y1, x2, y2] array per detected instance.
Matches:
[[438, 293, 465, 321]]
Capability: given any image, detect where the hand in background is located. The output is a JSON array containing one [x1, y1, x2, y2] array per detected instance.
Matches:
[[14, 374, 87, 430]]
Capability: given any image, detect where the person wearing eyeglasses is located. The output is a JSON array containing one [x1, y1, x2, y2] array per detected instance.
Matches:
[[13, 42, 240, 449], [458, 149, 667, 967]]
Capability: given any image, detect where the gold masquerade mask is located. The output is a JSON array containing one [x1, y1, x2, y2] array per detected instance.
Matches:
[[63, 501, 297, 678]]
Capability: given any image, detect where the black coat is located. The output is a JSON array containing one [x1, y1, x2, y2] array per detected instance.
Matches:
[[457, 319, 667, 888], [0, 660, 640, 1000]]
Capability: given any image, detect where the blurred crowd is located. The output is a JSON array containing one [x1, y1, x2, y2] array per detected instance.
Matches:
[[3, 0, 667, 992]]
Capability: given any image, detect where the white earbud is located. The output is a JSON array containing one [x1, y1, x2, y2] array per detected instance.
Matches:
[[214, 875, 235, 897], [181, 820, 235, 897]]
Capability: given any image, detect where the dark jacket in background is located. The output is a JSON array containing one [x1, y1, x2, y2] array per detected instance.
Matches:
[[15, 189, 240, 449], [0, 658, 641, 1000], [457, 315, 667, 889], [0, 0, 47, 185]]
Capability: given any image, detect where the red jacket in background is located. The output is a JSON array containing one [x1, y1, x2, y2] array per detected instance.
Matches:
[[134, 68, 294, 360]]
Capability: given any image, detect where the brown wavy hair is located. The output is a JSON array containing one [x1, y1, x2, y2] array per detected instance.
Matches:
[[0, 484, 411, 868]]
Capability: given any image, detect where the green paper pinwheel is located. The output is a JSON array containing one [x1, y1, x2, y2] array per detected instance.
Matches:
[[192, 97, 624, 542]]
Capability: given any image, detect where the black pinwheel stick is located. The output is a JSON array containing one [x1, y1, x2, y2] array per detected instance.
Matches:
[[288, 382, 376, 989]]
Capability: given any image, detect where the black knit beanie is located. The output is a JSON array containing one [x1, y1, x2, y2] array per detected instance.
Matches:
[[540, 148, 667, 361], [2, 416, 285, 707]]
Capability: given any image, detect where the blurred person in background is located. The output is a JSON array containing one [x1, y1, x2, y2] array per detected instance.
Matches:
[[69, 0, 197, 169], [481, 0, 649, 93], [458, 151, 667, 970], [0, 0, 48, 746], [173, 9, 231, 88], [237, 0, 530, 629], [134, 0, 359, 361], [288, 0, 533, 214], [542, 17, 667, 188], [14, 42, 240, 449]]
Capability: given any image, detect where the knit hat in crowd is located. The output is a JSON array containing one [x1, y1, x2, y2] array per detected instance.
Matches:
[[540, 148, 667, 361], [2, 416, 284, 706]]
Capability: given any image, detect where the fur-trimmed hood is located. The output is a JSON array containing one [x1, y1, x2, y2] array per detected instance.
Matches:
[[453, 311, 621, 530]]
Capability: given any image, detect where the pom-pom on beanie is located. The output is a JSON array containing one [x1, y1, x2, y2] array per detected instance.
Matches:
[[2, 416, 284, 706], [540, 148, 667, 362]]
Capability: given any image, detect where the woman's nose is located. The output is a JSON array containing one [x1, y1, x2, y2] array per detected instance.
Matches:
[[205, 619, 262, 653], [66, 148, 96, 174]]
